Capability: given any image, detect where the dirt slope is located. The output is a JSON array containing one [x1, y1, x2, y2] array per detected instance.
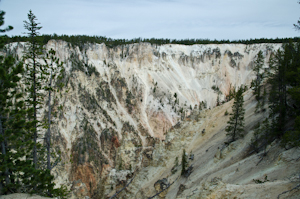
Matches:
[[119, 88, 300, 199]]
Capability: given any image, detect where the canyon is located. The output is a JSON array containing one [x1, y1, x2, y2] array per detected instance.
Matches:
[[2, 41, 300, 199]]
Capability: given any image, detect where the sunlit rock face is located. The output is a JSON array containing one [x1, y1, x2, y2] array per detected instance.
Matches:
[[5, 41, 282, 198]]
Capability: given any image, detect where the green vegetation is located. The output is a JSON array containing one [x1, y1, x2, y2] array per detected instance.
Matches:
[[199, 101, 207, 110], [0, 45, 28, 195], [250, 119, 272, 154], [181, 149, 187, 175], [73, 119, 102, 165], [224, 110, 229, 116], [226, 84, 236, 102], [225, 87, 245, 143], [44, 49, 65, 171], [294, 2, 300, 31], [23, 10, 44, 169], [70, 52, 99, 76], [253, 176, 269, 184], [249, 41, 300, 152], [251, 51, 266, 113], [0, 10, 68, 198], [212, 85, 222, 106], [268, 42, 300, 138], [126, 90, 134, 114], [2, 34, 300, 49], [211, 85, 220, 92]]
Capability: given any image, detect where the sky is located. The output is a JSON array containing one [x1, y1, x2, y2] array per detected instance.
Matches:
[[0, 0, 299, 40]]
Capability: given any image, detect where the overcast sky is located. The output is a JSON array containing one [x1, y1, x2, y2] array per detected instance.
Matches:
[[1, 0, 299, 40]]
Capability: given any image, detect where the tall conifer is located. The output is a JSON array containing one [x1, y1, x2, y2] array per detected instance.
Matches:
[[252, 50, 265, 112], [225, 87, 245, 142], [23, 10, 44, 168]]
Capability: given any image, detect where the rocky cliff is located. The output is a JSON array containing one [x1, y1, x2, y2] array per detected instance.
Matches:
[[4, 41, 298, 199]]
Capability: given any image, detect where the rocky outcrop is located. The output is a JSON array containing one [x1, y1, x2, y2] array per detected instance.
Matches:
[[3, 41, 285, 198]]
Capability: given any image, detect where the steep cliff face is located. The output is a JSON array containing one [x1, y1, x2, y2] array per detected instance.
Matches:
[[4, 41, 284, 198], [122, 88, 300, 199]]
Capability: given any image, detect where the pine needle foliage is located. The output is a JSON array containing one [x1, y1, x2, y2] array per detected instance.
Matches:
[[225, 87, 245, 143], [0, 10, 68, 198], [181, 149, 187, 176], [251, 50, 266, 113]]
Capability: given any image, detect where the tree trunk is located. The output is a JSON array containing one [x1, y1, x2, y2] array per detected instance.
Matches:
[[47, 71, 52, 170], [33, 51, 37, 169], [233, 105, 239, 142], [0, 116, 9, 191]]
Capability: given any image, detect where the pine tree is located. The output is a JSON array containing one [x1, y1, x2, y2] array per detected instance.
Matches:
[[0, 54, 31, 194], [249, 40, 300, 150], [0, 11, 13, 33], [23, 10, 43, 168], [225, 87, 245, 143], [268, 44, 291, 137], [0, 9, 32, 195], [226, 84, 236, 101], [250, 118, 271, 154], [252, 51, 265, 112], [43, 49, 64, 171], [22, 10, 67, 197], [0, 9, 67, 198], [294, 2, 300, 30], [281, 42, 300, 147], [282, 116, 300, 147], [0, 11, 13, 49], [181, 149, 187, 175]]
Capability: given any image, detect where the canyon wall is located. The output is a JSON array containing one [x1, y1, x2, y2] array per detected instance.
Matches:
[[4, 41, 283, 198]]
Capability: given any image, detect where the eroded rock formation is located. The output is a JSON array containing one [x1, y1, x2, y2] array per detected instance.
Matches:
[[4, 41, 295, 199]]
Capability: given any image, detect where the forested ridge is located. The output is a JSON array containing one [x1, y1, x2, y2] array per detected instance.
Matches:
[[2, 34, 300, 49]]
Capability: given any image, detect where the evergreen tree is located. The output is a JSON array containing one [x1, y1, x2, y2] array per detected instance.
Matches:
[[0, 8, 31, 195], [250, 40, 300, 151], [225, 87, 245, 142], [0, 11, 13, 49], [250, 118, 271, 154], [0, 53, 31, 194], [268, 43, 293, 137], [0, 9, 67, 198], [22, 10, 67, 197], [43, 49, 64, 171], [0, 11, 13, 33], [294, 1, 300, 30], [23, 10, 43, 168], [181, 149, 187, 175], [282, 116, 300, 147], [226, 84, 236, 101], [281, 42, 300, 147], [252, 50, 265, 112]]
